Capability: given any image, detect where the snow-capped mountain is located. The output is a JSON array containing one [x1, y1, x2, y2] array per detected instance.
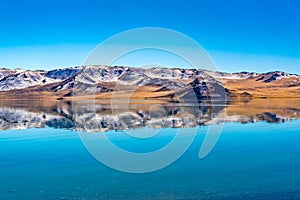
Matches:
[[204, 70, 298, 82], [0, 68, 79, 91], [204, 70, 260, 80], [0, 66, 299, 99], [0, 66, 220, 91], [0, 66, 226, 100], [254, 71, 298, 83]]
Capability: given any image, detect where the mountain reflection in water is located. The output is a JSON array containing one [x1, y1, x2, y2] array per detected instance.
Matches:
[[0, 98, 300, 132]]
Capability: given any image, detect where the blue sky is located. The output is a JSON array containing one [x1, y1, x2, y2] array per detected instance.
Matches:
[[0, 0, 299, 73]]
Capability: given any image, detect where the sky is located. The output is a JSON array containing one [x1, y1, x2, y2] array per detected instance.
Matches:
[[0, 0, 299, 73]]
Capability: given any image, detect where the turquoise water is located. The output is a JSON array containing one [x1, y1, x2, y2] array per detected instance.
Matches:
[[1, 121, 300, 199]]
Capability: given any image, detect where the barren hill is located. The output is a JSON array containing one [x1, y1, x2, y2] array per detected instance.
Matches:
[[0, 66, 299, 100]]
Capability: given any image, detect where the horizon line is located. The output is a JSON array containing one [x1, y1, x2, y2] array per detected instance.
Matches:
[[1, 65, 299, 76]]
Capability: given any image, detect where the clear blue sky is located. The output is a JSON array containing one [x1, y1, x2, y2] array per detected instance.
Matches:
[[0, 0, 299, 73]]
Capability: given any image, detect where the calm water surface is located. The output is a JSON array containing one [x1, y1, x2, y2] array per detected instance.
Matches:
[[1, 122, 300, 199], [1, 99, 300, 199]]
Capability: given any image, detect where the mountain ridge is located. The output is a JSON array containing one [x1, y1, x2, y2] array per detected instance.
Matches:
[[0, 66, 299, 99]]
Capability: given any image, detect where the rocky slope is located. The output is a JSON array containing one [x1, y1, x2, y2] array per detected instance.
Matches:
[[0, 66, 299, 99], [0, 66, 226, 101], [0, 68, 79, 91], [205, 70, 300, 97]]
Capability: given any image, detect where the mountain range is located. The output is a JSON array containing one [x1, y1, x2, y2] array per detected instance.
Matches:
[[0, 66, 299, 100]]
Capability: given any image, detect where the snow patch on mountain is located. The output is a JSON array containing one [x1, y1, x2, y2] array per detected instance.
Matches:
[[0, 68, 79, 91], [204, 70, 259, 80], [256, 71, 298, 83]]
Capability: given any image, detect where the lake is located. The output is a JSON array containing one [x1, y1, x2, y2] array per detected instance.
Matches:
[[1, 99, 300, 199]]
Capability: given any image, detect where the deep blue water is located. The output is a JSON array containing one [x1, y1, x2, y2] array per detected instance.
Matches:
[[1, 121, 300, 199]]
